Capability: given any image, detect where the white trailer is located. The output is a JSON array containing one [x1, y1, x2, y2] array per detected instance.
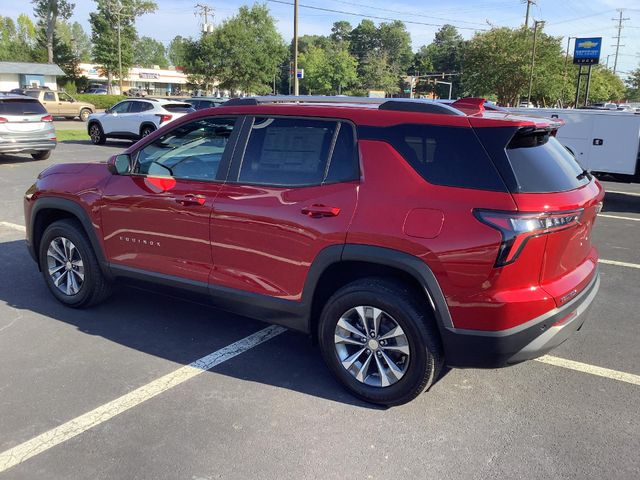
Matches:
[[507, 108, 640, 177]]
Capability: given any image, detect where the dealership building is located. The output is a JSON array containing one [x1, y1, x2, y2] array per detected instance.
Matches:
[[78, 63, 190, 95], [0, 62, 66, 91]]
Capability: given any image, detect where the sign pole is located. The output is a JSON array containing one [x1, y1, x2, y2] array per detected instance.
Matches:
[[584, 65, 592, 107], [574, 64, 582, 107]]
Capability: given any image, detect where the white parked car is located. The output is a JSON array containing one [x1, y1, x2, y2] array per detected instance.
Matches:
[[87, 98, 194, 144]]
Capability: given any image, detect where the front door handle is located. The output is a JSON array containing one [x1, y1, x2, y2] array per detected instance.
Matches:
[[301, 204, 340, 218], [176, 194, 206, 206]]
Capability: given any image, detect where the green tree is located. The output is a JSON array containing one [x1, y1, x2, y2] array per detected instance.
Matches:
[[32, 0, 74, 63], [298, 45, 331, 94], [299, 42, 358, 95], [57, 21, 92, 62], [168, 35, 188, 67], [133, 36, 168, 68], [0, 15, 39, 62], [89, 0, 157, 92], [625, 67, 640, 101], [183, 4, 286, 95], [572, 65, 626, 104], [330, 20, 352, 45]]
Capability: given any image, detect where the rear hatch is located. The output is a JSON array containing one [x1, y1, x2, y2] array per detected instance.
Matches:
[[474, 124, 604, 306], [0, 97, 53, 140]]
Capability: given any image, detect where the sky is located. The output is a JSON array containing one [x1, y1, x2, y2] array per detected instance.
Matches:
[[2, 0, 640, 76]]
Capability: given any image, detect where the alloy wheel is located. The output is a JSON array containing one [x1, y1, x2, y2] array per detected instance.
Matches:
[[46, 236, 85, 296], [89, 125, 101, 143], [334, 306, 411, 387]]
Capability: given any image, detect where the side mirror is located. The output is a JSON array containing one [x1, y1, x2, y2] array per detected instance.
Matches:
[[105, 108, 112, 114], [107, 154, 132, 175]]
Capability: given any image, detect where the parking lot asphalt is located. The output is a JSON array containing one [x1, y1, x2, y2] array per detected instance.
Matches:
[[0, 142, 639, 479]]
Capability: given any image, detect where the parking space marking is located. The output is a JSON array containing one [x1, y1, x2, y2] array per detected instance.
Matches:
[[599, 259, 640, 269], [606, 190, 640, 197], [0, 325, 286, 474], [536, 355, 640, 386], [0, 221, 25, 233], [599, 214, 640, 222]]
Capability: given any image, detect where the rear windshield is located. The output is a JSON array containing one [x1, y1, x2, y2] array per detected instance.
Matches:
[[506, 131, 589, 192], [163, 104, 194, 113], [0, 99, 47, 115]]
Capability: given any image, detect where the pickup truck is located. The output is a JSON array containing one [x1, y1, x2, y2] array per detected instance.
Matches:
[[23, 89, 96, 122]]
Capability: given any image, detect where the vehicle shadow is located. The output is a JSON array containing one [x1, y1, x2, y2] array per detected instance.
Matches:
[[60, 140, 135, 147], [0, 238, 389, 409], [0, 154, 48, 165], [603, 192, 640, 215]]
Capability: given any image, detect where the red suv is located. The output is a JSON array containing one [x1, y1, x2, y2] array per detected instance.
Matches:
[[24, 96, 603, 405]]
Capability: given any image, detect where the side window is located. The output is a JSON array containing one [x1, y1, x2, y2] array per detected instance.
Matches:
[[237, 117, 339, 187], [324, 123, 359, 183], [129, 102, 153, 113], [43, 92, 55, 101], [111, 102, 131, 113], [59, 92, 72, 102], [133, 117, 237, 181]]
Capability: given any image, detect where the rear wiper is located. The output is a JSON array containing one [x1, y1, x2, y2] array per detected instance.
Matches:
[[576, 169, 592, 181]]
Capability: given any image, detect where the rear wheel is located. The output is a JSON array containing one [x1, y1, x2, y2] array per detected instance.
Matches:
[[31, 150, 51, 160], [89, 123, 106, 145], [39, 219, 111, 308], [140, 125, 155, 137], [318, 278, 443, 406], [79, 108, 91, 122]]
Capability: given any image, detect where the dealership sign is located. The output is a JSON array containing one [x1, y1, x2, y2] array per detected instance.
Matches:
[[139, 72, 160, 79], [573, 37, 602, 65]]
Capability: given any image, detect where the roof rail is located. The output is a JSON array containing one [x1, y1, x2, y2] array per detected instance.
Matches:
[[223, 95, 465, 116]]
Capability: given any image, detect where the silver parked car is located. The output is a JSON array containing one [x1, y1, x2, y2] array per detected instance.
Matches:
[[0, 94, 56, 160]]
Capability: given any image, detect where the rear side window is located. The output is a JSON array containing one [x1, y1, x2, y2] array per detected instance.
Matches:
[[360, 124, 507, 191], [0, 99, 47, 115], [236, 117, 357, 187], [506, 131, 589, 192], [164, 103, 194, 113]]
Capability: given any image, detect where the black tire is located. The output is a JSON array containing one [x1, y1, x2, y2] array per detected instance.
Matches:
[[31, 150, 51, 160], [79, 108, 91, 122], [140, 125, 155, 138], [318, 278, 443, 406], [89, 122, 106, 145], [38, 219, 112, 308]]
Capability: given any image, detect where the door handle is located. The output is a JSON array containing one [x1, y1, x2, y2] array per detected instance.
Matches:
[[175, 194, 206, 206], [301, 204, 340, 218]]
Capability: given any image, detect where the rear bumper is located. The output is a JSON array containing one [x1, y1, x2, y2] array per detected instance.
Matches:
[[441, 271, 600, 368], [0, 140, 56, 154]]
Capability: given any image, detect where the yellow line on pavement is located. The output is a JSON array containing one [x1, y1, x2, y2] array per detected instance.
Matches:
[[536, 355, 640, 386], [0, 325, 286, 474]]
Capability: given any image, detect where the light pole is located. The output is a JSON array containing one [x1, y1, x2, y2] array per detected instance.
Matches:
[[293, 0, 299, 96], [527, 20, 544, 106]]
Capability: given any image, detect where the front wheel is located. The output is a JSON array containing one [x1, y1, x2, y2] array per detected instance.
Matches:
[[318, 278, 443, 406], [39, 219, 112, 308], [89, 123, 106, 145]]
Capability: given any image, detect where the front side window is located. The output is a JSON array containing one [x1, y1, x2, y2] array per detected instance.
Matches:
[[59, 92, 73, 102], [133, 117, 237, 181], [110, 102, 131, 114], [237, 118, 357, 186]]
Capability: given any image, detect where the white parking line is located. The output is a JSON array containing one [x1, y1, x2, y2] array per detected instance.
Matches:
[[599, 259, 640, 269], [0, 325, 286, 474], [0, 221, 25, 233], [606, 190, 640, 197], [599, 214, 640, 222], [536, 355, 640, 386]]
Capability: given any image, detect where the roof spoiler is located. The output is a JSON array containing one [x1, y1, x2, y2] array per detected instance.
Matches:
[[451, 97, 486, 114]]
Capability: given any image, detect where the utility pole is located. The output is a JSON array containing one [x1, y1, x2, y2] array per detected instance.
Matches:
[[195, 3, 214, 33], [109, 1, 128, 95], [293, 0, 299, 96], [527, 20, 544, 105], [611, 9, 629, 74], [523, 0, 536, 28], [561, 36, 575, 107]]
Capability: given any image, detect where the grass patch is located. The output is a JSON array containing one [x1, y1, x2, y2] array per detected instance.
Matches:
[[56, 130, 90, 142]]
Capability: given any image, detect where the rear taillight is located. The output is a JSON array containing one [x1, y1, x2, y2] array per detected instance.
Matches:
[[474, 209, 583, 266], [156, 114, 172, 124], [41, 115, 53, 122], [0, 117, 7, 123]]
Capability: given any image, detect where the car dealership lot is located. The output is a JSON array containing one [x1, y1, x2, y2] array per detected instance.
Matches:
[[0, 143, 639, 479]]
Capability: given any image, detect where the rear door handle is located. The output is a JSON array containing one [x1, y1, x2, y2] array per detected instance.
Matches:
[[301, 204, 340, 218], [175, 194, 206, 206]]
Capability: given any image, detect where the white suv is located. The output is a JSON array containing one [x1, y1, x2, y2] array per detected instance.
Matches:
[[87, 98, 193, 144]]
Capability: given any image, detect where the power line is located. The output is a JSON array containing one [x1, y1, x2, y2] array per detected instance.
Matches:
[[195, 3, 214, 33], [265, 0, 487, 31]]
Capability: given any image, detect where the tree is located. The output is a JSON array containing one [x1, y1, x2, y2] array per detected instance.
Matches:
[[299, 42, 358, 95], [462, 26, 565, 105], [330, 21, 352, 45], [625, 67, 640, 101], [168, 35, 188, 67], [90, 0, 157, 92], [378, 20, 412, 74], [133, 36, 168, 68], [573, 65, 626, 104], [0, 15, 39, 62], [183, 4, 286, 95], [32, 0, 74, 63], [298, 45, 331, 94]]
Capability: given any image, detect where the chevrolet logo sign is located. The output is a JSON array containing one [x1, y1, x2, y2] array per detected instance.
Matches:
[[577, 41, 598, 48]]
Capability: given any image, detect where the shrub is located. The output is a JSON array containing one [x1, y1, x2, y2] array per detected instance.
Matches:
[[74, 94, 127, 110]]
